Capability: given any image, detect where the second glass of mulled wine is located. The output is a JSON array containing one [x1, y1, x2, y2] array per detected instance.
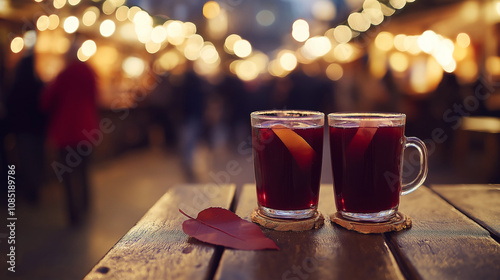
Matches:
[[329, 113, 428, 222]]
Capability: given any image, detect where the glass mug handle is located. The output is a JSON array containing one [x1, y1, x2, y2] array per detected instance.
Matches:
[[401, 137, 429, 196]]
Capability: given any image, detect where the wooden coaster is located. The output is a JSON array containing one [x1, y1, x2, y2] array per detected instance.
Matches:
[[251, 208, 324, 231], [330, 211, 412, 234]]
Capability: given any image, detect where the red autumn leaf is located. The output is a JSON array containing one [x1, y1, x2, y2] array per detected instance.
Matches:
[[179, 207, 279, 250]]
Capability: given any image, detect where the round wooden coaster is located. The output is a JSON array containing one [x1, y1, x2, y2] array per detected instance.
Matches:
[[330, 211, 412, 234], [251, 208, 324, 231]]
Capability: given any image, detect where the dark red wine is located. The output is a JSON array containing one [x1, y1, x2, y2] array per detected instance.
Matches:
[[253, 124, 323, 211], [330, 125, 404, 214]]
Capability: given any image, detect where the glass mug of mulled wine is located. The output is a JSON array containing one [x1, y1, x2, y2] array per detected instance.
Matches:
[[328, 113, 428, 222], [251, 110, 324, 219]]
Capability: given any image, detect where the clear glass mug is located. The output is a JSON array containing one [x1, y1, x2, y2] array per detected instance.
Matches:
[[251, 110, 324, 219], [328, 113, 428, 222]]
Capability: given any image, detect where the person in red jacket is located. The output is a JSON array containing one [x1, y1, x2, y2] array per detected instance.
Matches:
[[41, 37, 99, 225]]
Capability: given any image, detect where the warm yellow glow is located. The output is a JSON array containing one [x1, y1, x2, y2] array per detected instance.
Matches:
[[248, 52, 269, 73], [123, 57, 145, 77], [184, 34, 204, 61], [456, 33, 470, 48], [292, 19, 309, 42], [389, 52, 409, 72], [100, 20, 115, 37], [380, 3, 395, 16], [363, 7, 384, 25], [442, 60, 456, 73], [486, 56, 500, 75], [48, 14, 60, 30], [333, 44, 354, 62], [53, 0, 66, 9], [303, 36, 331, 59], [158, 51, 182, 71], [194, 58, 220, 76], [77, 48, 89, 62], [453, 45, 467, 62], [68, 0, 81, 5], [417, 30, 438, 54], [151, 26, 167, 43], [374, 32, 393, 51], [54, 36, 70, 54], [235, 60, 259, 81], [456, 58, 478, 83], [63, 16, 79, 34], [433, 39, 455, 69], [268, 59, 287, 78], [203, 1, 220, 19], [83, 7, 99, 26], [165, 21, 184, 45], [103, 0, 116, 15], [410, 57, 443, 94], [200, 43, 219, 64], [134, 10, 152, 26], [348, 12, 370, 32], [497, 2, 500, 15], [11, 37, 24, 53], [312, 0, 336, 21], [389, 0, 406, 9], [120, 22, 136, 41], [206, 8, 228, 40], [326, 63, 343, 81], [37, 15, 50, 31], [256, 10, 275, 26], [333, 25, 352, 44], [115, 6, 129, 21], [279, 51, 297, 72], [128, 6, 141, 21], [369, 48, 387, 78], [234, 39, 252, 58], [183, 22, 197, 37], [80, 40, 97, 57], [145, 41, 161, 54], [393, 34, 406, 51], [224, 34, 241, 54], [404, 36, 421, 55]]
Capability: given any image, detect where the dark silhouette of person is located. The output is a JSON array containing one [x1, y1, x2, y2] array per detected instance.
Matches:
[[41, 38, 99, 225], [5, 49, 46, 204]]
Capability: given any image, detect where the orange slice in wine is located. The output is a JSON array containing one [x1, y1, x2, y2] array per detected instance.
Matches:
[[346, 120, 392, 159], [271, 124, 315, 170]]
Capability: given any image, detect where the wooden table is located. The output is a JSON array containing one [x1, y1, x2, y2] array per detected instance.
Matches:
[[84, 184, 500, 280]]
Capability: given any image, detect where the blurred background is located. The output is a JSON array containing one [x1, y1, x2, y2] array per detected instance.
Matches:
[[0, 0, 499, 278]]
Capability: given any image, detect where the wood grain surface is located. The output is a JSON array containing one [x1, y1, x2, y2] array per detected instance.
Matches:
[[84, 184, 236, 280], [386, 186, 500, 279], [431, 184, 500, 239], [214, 184, 405, 280]]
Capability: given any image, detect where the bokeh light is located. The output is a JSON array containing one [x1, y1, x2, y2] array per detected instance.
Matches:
[[234, 39, 252, 58], [123, 56, 145, 77], [292, 19, 309, 42], [63, 16, 79, 34], [203, 1, 220, 19], [100, 20, 116, 37], [256, 10, 275, 26], [10, 37, 24, 53]]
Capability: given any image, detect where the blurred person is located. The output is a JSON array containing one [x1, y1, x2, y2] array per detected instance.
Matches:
[[41, 35, 99, 225], [5, 49, 46, 204]]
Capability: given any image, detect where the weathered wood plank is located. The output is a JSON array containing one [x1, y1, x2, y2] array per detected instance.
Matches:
[[84, 184, 236, 280], [386, 186, 500, 280], [431, 184, 500, 239], [215, 184, 404, 280]]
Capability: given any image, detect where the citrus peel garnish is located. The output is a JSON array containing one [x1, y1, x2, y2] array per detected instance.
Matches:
[[271, 124, 315, 170]]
